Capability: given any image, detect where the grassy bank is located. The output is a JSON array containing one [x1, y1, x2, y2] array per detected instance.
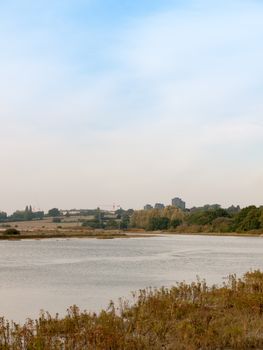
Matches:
[[0, 230, 262, 240], [0, 220, 156, 240], [0, 228, 156, 240], [167, 230, 263, 237], [0, 230, 129, 240], [1, 271, 263, 349]]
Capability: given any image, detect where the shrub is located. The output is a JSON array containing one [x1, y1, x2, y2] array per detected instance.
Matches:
[[147, 217, 170, 231], [170, 218, 182, 229], [232, 206, 261, 232], [4, 228, 20, 235]]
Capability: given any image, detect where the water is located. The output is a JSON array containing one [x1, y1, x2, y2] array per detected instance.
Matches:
[[0, 234, 263, 322]]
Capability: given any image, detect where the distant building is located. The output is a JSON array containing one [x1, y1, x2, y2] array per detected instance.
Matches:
[[144, 204, 153, 211], [203, 204, 221, 210], [154, 203, 165, 210], [60, 209, 81, 216], [227, 205, 241, 214], [172, 197, 186, 210]]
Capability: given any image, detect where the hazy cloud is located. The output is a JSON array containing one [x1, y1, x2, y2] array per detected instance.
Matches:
[[1, 0, 263, 212]]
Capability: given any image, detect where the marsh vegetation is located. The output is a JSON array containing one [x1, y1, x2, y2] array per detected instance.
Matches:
[[1, 271, 263, 349]]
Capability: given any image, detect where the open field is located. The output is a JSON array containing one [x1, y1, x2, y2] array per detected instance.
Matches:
[[0, 217, 82, 231], [1, 271, 263, 349], [0, 218, 155, 239]]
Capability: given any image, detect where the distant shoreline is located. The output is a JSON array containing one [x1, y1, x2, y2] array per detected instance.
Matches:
[[0, 229, 262, 240]]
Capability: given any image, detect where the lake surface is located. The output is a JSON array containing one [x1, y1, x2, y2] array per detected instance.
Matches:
[[0, 234, 263, 322]]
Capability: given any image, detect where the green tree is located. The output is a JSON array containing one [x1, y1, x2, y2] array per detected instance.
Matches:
[[232, 206, 261, 232], [147, 217, 170, 231], [48, 208, 60, 217], [120, 214, 130, 230], [187, 208, 229, 226], [0, 211, 7, 222], [24, 205, 33, 220], [170, 218, 182, 229], [105, 220, 119, 229]]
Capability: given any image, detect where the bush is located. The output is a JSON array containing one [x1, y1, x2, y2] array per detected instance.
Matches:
[[48, 208, 60, 217], [170, 218, 182, 229], [147, 217, 170, 231], [187, 208, 230, 226], [105, 220, 119, 229], [232, 206, 261, 232], [4, 228, 20, 235]]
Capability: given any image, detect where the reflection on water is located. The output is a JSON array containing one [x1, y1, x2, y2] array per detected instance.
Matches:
[[0, 235, 263, 322]]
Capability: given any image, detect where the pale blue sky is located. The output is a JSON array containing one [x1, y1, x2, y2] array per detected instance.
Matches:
[[0, 0, 263, 212]]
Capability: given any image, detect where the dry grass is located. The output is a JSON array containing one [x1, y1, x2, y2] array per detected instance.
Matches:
[[0, 230, 129, 240], [1, 271, 263, 349], [0, 218, 155, 240], [0, 218, 80, 232]]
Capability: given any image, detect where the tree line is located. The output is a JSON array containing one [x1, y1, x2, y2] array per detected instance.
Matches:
[[1, 204, 263, 234], [0, 206, 61, 222], [131, 205, 263, 233]]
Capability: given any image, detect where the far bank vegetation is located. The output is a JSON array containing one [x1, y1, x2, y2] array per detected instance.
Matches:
[[1, 205, 263, 236], [131, 205, 263, 234]]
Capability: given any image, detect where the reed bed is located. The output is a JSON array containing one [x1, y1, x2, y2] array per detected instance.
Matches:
[[1, 271, 263, 349]]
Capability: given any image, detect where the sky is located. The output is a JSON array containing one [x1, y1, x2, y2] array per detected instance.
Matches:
[[0, 0, 263, 213]]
